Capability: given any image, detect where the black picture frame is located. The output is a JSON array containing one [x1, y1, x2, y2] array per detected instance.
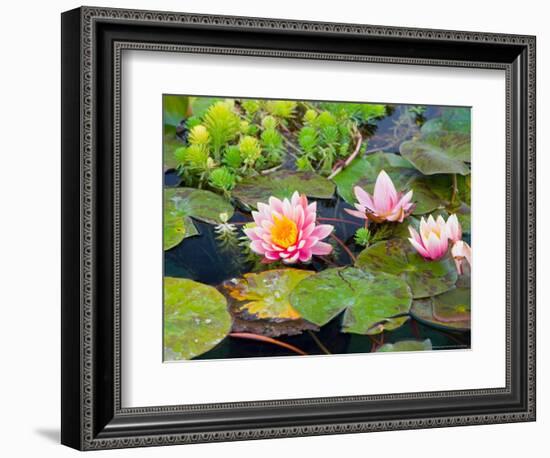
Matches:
[[61, 6, 536, 451]]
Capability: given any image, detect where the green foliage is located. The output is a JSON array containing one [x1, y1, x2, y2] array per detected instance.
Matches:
[[203, 101, 240, 158], [303, 109, 318, 124], [290, 267, 412, 335], [318, 102, 387, 123], [184, 144, 210, 169], [296, 109, 354, 175], [223, 145, 243, 169], [298, 126, 319, 154], [241, 99, 260, 117], [260, 128, 284, 165], [354, 228, 372, 247], [239, 135, 262, 167], [163, 95, 189, 126], [356, 239, 457, 299], [296, 156, 314, 171], [261, 115, 278, 130], [188, 124, 210, 146], [265, 100, 297, 119], [209, 167, 236, 192], [164, 277, 232, 360]]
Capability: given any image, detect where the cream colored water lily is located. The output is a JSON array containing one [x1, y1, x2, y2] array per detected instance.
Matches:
[[243, 192, 334, 264], [408, 215, 449, 260], [451, 240, 472, 275], [446, 215, 471, 274], [446, 213, 462, 243], [345, 170, 414, 223]]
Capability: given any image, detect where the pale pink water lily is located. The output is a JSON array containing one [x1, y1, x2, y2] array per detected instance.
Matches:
[[345, 170, 414, 223], [243, 192, 334, 264], [408, 215, 449, 261], [451, 240, 472, 275], [446, 213, 462, 243]]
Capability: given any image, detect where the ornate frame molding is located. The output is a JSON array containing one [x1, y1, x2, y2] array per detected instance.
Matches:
[[61, 6, 536, 450]]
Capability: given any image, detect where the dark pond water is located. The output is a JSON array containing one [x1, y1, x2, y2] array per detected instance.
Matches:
[[164, 104, 471, 359]]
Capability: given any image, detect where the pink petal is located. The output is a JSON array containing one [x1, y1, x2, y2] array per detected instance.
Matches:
[[268, 196, 284, 214], [295, 205, 305, 229], [250, 240, 267, 254], [282, 198, 293, 218], [284, 252, 300, 264], [290, 191, 301, 207], [354, 186, 375, 210], [310, 241, 333, 256], [243, 227, 261, 241], [408, 237, 430, 259], [265, 251, 280, 260], [301, 222, 316, 239], [373, 170, 397, 213], [307, 201, 317, 216], [345, 208, 368, 220], [298, 248, 312, 262], [310, 224, 334, 240], [424, 232, 447, 260], [303, 236, 320, 249], [446, 214, 462, 242]]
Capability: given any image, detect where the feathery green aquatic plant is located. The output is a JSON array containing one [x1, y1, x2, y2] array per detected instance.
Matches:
[[203, 101, 240, 160]]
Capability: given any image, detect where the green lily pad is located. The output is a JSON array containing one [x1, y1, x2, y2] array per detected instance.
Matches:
[[355, 239, 457, 299], [163, 124, 184, 172], [376, 339, 433, 352], [163, 191, 199, 250], [332, 152, 415, 204], [163, 95, 189, 126], [400, 108, 471, 175], [233, 171, 335, 208], [290, 267, 412, 335], [410, 286, 471, 331], [165, 187, 234, 225], [400, 136, 470, 175], [164, 277, 232, 360]]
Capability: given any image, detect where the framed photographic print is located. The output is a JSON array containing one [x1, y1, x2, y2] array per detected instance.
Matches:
[[61, 6, 536, 450]]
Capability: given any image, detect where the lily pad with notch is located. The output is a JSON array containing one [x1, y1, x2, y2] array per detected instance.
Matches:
[[400, 108, 471, 175], [290, 267, 412, 336]]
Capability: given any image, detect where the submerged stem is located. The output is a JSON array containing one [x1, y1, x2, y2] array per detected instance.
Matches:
[[330, 233, 357, 263], [317, 217, 362, 226], [307, 330, 331, 355], [228, 333, 308, 356], [451, 173, 459, 204]]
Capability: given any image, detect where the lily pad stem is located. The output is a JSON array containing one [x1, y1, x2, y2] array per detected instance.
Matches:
[[329, 233, 357, 263], [307, 330, 331, 355], [327, 134, 363, 180], [451, 173, 459, 204], [317, 217, 362, 226]]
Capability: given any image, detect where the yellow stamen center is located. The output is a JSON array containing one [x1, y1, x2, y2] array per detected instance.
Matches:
[[271, 214, 298, 248]]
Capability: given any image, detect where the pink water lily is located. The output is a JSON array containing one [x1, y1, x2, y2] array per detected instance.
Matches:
[[345, 170, 414, 223], [243, 192, 334, 264], [446, 214, 462, 243], [451, 240, 472, 275], [408, 215, 449, 261]]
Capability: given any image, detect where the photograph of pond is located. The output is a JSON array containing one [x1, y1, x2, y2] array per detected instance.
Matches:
[[163, 95, 471, 361]]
